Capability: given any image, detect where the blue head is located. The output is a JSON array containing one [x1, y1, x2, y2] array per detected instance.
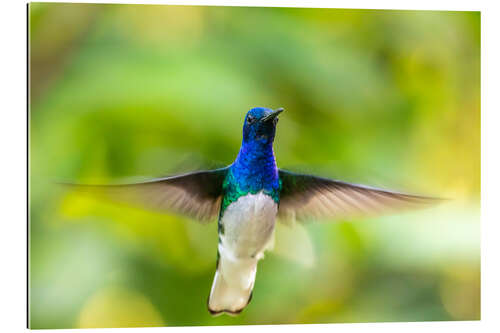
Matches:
[[242, 107, 284, 146], [226, 107, 284, 205]]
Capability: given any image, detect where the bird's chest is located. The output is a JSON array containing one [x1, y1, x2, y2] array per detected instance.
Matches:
[[219, 191, 278, 259]]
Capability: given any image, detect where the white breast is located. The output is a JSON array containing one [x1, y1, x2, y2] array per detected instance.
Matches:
[[219, 191, 278, 259]]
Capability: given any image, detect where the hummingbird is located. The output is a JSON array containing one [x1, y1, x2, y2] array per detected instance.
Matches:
[[66, 107, 439, 316]]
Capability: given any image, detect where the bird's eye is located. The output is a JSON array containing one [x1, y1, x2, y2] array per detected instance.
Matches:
[[247, 116, 255, 124]]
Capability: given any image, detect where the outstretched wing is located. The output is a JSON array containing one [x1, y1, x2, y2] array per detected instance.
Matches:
[[61, 168, 228, 223], [278, 169, 442, 224]]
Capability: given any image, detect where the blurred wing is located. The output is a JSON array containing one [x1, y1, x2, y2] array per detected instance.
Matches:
[[62, 168, 228, 223], [278, 169, 442, 224]]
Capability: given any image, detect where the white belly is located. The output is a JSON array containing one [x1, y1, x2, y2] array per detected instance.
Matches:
[[219, 191, 278, 259]]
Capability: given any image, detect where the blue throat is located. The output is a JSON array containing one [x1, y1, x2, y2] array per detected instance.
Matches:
[[221, 140, 281, 214], [233, 140, 279, 192]]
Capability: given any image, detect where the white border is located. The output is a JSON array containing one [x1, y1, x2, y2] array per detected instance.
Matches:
[[11, 0, 487, 11], [2, 0, 498, 332]]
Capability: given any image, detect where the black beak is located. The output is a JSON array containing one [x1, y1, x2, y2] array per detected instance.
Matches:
[[261, 107, 284, 122]]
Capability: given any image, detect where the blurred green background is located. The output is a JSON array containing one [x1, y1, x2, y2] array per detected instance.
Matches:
[[28, 3, 480, 328]]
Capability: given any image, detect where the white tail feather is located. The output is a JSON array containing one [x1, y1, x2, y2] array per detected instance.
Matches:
[[208, 255, 257, 315]]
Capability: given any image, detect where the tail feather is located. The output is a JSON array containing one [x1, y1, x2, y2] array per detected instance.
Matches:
[[208, 255, 257, 316]]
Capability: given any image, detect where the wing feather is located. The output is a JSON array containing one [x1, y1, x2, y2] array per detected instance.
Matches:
[[278, 169, 442, 224], [61, 168, 228, 223]]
